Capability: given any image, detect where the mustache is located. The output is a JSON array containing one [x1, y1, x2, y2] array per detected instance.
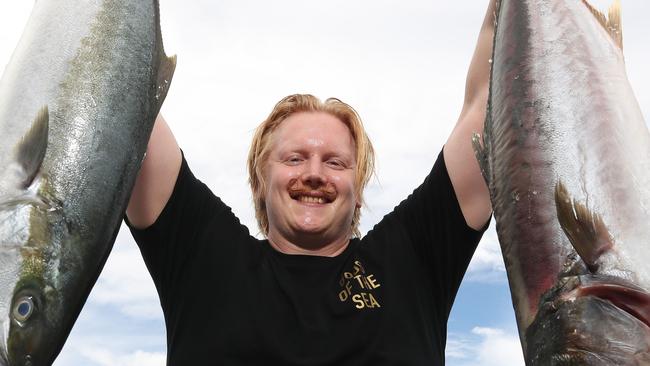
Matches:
[[287, 179, 337, 202]]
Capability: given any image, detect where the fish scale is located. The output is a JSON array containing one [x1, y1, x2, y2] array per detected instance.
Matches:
[[475, 0, 650, 363], [0, 0, 175, 365]]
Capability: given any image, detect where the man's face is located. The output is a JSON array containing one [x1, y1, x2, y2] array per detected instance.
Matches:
[[265, 111, 359, 248]]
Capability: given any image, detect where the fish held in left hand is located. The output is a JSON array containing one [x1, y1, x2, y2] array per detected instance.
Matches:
[[0, 0, 175, 365]]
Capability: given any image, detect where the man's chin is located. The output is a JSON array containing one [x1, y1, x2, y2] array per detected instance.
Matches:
[[290, 224, 329, 237], [288, 224, 346, 245]]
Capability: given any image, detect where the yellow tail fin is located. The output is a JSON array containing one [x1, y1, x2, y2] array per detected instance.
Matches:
[[581, 0, 623, 50]]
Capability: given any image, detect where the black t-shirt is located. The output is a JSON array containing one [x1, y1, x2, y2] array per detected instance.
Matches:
[[127, 151, 486, 365]]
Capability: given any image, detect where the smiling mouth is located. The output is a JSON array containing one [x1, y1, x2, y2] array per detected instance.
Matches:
[[297, 196, 327, 204], [289, 193, 334, 204]]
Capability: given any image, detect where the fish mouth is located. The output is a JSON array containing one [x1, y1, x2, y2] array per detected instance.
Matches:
[[566, 281, 650, 329], [526, 275, 650, 365]]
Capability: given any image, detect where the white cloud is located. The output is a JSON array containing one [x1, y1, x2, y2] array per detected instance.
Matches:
[[78, 348, 165, 366], [446, 336, 474, 360], [465, 224, 508, 283], [54, 311, 166, 366], [471, 327, 524, 366], [447, 327, 524, 366], [87, 226, 163, 319]]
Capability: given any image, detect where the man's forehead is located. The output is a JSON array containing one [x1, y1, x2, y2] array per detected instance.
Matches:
[[272, 112, 355, 149]]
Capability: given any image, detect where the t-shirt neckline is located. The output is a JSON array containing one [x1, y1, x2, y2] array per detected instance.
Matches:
[[262, 238, 359, 268]]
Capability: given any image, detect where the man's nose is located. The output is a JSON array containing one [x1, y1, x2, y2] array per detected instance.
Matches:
[[301, 159, 326, 188]]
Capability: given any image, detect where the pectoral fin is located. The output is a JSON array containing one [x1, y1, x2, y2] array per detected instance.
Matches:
[[472, 132, 490, 184], [555, 181, 614, 272], [14, 106, 49, 189]]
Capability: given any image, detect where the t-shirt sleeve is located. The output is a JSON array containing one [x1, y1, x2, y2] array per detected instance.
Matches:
[[125, 153, 249, 313], [369, 149, 488, 316]]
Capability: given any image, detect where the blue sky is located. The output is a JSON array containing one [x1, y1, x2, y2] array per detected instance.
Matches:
[[1, 1, 648, 365]]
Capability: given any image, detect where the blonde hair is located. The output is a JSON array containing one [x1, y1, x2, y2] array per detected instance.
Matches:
[[247, 94, 375, 238]]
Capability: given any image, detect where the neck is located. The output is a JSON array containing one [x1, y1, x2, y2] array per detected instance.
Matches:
[[267, 231, 351, 257]]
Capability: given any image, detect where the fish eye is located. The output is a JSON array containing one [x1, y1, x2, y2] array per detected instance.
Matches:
[[12, 296, 35, 323]]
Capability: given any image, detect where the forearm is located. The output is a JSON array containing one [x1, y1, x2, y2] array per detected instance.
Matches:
[[127, 114, 182, 229], [443, 0, 496, 230], [463, 0, 497, 109]]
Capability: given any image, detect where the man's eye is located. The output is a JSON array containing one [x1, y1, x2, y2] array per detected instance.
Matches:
[[285, 157, 303, 165], [327, 159, 345, 169]]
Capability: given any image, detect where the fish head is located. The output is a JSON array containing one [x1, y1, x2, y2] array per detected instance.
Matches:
[[5, 278, 51, 366], [526, 274, 650, 365], [0, 196, 63, 366], [0, 201, 31, 366]]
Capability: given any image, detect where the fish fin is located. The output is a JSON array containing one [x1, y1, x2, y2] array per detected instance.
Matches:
[[154, 54, 177, 112], [471, 132, 490, 184], [581, 0, 623, 50], [607, 0, 623, 50], [153, 0, 177, 113], [14, 106, 49, 189], [554, 181, 614, 272]]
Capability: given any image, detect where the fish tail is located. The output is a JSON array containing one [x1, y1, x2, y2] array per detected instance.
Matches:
[[153, 0, 177, 114], [581, 0, 623, 50]]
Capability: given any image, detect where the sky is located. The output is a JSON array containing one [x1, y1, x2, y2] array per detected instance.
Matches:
[[0, 1, 648, 365]]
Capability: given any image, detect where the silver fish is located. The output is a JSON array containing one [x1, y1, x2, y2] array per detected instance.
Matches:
[[0, 0, 175, 364], [474, 0, 650, 364]]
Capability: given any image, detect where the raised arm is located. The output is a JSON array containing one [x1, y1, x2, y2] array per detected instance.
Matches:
[[443, 0, 496, 230], [126, 114, 182, 229]]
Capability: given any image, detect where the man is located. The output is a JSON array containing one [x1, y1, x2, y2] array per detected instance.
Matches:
[[126, 0, 495, 364]]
